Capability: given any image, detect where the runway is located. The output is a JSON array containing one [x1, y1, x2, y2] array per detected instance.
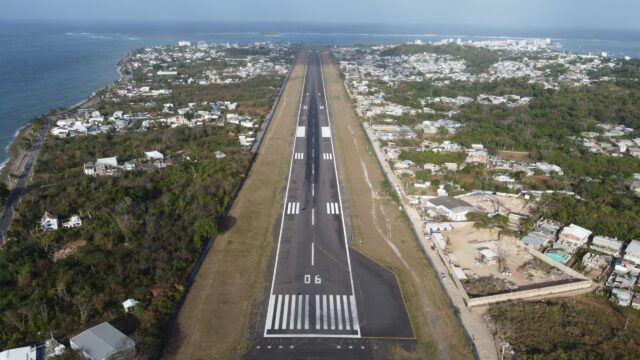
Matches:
[[264, 51, 359, 338]]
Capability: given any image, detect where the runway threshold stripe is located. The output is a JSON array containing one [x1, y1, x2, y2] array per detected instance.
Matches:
[[315, 295, 320, 330], [330, 295, 336, 330], [274, 295, 282, 330], [296, 202, 300, 214], [323, 295, 328, 330], [337, 295, 343, 330], [265, 295, 276, 330], [282, 295, 289, 330], [343, 295, 351, 330], [297, 295, 303, 330], [350, 295, 360, 332], [305, 295, 310, 330], [289, 295, 297, 330]]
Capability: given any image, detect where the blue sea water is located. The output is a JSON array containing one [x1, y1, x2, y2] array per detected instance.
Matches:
[[2, 21, 640, 166]]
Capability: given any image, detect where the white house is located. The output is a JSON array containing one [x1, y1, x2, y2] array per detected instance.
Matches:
[[96, 157, 118, 168], [214, 151, 226, 159], [144, 151, 164, 161], [83, 162, 95, 176], [62, 215, 82, 229], [0, 339, 65, 360], [557, 224, 592, 253], [41, 212, 58, 231], [590, 236, 624, 257], [70, 322, 135, 360], [425, 221, 453, 234], [623, 240, 640, 270], [426, 196, 478, 221], [51, 127, 70, 138]]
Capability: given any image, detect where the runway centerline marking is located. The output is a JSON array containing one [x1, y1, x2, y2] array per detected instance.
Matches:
[[311, 242, 315, 266]]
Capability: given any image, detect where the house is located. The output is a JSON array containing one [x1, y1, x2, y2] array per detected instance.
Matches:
[[426, 196, 478, 221], [70, 322, 135, 360], [144, 151, 164, 161], [556, 224, 592, 253], [393, 160, 415, 170], [41, 212, 58, 231], [479, 248, 499, 264], [465, 150, 488, 164], [582, 253, 611, 271], [95, 157, 118, 168], [423, 163, 440, 172], [590, 236, 624, 257], [83, 162, 95, 176], [612, 288, 633, 307], [123, 161, 136, 171], [414, 180, 429, 188], [521, 220, 561, 249], [623, 240, 640, 272], [424, 221, 453, 234], [62, 215, 82, 229], [122, 299, 140, 313], [443, 162, 458, 171], [0, 339, 65, 360], [508, 212, 529, 227]]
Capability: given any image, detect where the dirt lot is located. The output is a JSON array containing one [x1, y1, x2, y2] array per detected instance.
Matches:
[[161, 51, 307, 359], [445, 223, 572, 293], [459, 193, 534, 215], [496, 150, 531, 162], [322, 52, 473, 359]]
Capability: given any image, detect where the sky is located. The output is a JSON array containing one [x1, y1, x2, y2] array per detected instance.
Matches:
[[1, 0, 639, 32]]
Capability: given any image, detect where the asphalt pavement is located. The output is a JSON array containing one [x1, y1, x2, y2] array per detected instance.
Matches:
[[261, 50, 413, 344], [0, 122, 49, 246]]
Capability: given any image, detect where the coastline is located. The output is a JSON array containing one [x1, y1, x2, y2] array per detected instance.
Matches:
[[0, 52, 130, 185], [0, 125, 31, 185]]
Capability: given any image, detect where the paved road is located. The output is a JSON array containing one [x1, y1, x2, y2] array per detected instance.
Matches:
[[0, 122, 49, 246], [264, 51, 360, 338]]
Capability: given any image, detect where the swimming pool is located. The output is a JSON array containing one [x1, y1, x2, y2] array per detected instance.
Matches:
[[546, 249, 571, 264]]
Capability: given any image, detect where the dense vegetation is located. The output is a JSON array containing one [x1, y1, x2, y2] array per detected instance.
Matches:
[[386, 78, 545, 109], [488, 295, 640, 359], [0, 183, 8, 206], [0, 125, 250, 351], [381, 43, 502, 74], [399, 150, 466, 165]]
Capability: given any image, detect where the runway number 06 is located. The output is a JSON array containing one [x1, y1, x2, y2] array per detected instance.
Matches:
[[304, 274, 322, 284]]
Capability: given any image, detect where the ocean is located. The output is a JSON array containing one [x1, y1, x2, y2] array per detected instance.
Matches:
[[2, 21, 640, 167]]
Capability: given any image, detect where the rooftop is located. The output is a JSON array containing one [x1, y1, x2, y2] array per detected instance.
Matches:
[[428, 196, 477, 213], [70, 322, 134, 360]]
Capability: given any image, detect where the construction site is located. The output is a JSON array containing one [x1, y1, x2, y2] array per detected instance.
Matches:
[[443, 223, 576, 297]]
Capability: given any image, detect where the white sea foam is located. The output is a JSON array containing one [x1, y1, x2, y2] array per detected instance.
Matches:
[[65, 32, 139, 41]]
